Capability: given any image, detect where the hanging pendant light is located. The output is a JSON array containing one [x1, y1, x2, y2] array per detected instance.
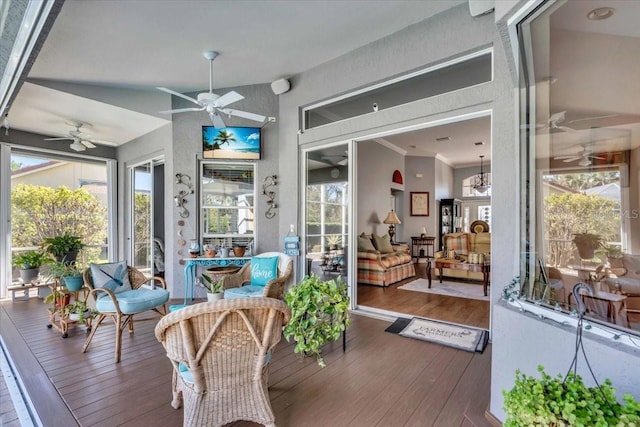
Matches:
[[473, 155, 491, 194]]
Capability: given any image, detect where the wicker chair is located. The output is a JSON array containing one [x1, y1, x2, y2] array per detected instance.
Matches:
[[154, 297, 291, 427], [82, 264, 169, 362], [222, 252, 294, 299]]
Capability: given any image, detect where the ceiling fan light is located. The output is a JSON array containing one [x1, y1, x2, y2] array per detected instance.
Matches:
[[70, 141, 86, 151]]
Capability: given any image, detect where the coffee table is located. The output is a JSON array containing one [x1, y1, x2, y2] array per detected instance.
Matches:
[[434, 259, 490, 296]]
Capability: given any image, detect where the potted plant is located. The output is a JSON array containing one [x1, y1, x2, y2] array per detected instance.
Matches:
[[598, 243, 623, 263], [43, 261, 85, 292], [503, 365, 640, 426], [44, 288, 70, 308], [283, 275, 351, 367], [199, 273, 224, 301], [12, 249, 52, 284], [42, 234, 85, 262], [63, 300, 96, 323], [572, 233, 602, 260]]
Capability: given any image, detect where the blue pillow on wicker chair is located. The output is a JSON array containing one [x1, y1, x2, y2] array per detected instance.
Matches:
[[224, 256, 279, 299], [90, 261, 132, 293]]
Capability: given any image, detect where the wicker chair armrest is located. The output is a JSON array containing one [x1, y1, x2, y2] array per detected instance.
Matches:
[[263, 275, 289, 299], [135, 276, 167, 289]]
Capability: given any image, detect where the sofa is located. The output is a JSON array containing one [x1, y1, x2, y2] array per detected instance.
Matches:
[[603, 253, 640, 319], [434, 232, 491, 281], [357, 233, 415, 287]]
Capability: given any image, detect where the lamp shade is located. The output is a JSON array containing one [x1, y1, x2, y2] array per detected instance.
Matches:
[[421, 227, 427, 235], [383, 210, 401, 225]]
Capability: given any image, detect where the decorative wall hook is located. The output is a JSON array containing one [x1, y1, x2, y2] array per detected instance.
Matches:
[[262, 175, 277, 219], [174, 173, 194, 218]]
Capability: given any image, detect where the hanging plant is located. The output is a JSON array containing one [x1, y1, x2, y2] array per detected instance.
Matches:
[[283, 275, 350, 367]]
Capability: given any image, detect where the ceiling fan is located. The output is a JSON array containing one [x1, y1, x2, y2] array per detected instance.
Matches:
[[157, 51, 266, 128], [530, 111, 620, 134], [554, 144, 604, 167], [321, 153, 348, 166], [44, 121, 101, 151]]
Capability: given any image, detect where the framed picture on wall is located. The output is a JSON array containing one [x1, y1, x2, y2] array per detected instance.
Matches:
[[410, 192, 429, 216]]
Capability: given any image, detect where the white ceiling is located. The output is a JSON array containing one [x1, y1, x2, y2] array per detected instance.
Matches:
[[4, 0, 639, 167]]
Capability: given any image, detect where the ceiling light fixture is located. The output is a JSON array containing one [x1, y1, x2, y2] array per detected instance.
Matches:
[[472, 155, 491, 194], [587, 7, 614, 21]]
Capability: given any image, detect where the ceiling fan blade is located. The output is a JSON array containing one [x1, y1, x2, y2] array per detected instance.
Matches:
[[44, 137, 73, 141], [214, 91, 243, 108], [221, 108, 266, 122], [590, 155, 605, 160], [566, 114, 618, 124], [159, 107, 205, 114], [210, 112, 226, 128], [157, 87, 201, 106], [549, 111, 566, 124], [562, 157, 581, 163], [556, 125, 578, 133], [81, 140, 96, 149]]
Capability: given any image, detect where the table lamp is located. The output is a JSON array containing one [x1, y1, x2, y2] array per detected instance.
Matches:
[[383, 210, 401, 243], [420, 227, 427, 238]]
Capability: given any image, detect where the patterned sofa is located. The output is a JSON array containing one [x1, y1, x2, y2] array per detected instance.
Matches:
[[603, 253, 640, 318], [357, 234, 415, 287], [434, 232, 491, 281]]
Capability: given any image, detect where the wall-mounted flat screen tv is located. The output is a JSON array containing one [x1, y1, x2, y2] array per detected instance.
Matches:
[[202, 126, 261, 160]]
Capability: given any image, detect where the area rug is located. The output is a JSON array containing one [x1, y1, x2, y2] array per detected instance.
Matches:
[[385, 317, 489, 353], [397, 278, 489, 301]]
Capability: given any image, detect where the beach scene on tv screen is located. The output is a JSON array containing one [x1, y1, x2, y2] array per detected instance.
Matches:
[[203, 126, 260, 160]]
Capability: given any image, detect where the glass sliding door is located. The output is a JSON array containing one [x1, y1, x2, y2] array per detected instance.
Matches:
[[130, 158, 164, 276], [303, 143, 351, 285]]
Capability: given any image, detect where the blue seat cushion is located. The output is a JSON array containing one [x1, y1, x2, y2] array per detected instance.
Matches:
[[96, 288, 169, 314], [224, 285, 265, 299]]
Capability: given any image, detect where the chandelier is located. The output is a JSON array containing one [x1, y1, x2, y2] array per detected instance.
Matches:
[[473, 155, 491, 194]]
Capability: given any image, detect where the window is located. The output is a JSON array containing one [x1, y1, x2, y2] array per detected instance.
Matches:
[[303, 49, 492, 130], [200, 162, 255, 250], [306, 182, 349, 255], [517, 1, 639, 333]]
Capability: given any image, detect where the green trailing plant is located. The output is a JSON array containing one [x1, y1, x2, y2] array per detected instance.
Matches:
[[42, 234, 85, 259], [503, 365, 640, 427], [42, 260, 83, 281], [12, 250, 52, 269], [283, 275, 351, 368], [597, 243, 623, 260], [199, 273, 224, 294]]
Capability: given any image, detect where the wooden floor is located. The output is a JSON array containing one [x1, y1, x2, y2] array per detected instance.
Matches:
[[357, 262, 490, 330], [1, 296, 493, 427]]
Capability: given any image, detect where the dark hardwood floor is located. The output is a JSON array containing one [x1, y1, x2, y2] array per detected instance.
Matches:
[[356, 262, 490, 330], [1, 295, 493, 427]]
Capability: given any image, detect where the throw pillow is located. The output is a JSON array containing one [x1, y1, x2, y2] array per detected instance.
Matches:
[[90, 261, 132, 293], [445, 234, 469, 255], [250, 256, 279, 286], [358, 236, 376, 252], [372, 234, 394, 254]]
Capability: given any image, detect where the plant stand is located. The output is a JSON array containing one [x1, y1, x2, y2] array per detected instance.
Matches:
[[46, 281, 92, 338]]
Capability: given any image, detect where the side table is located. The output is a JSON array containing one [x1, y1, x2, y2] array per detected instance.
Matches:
[[411, 236, 435, 262]]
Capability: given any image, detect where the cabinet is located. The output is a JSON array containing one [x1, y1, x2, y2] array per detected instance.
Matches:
[[438, 198, 462, 250]]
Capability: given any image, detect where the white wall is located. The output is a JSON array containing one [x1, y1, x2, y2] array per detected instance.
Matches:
[[403, 156, 437, 241]]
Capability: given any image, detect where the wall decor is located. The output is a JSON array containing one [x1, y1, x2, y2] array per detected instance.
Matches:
[[410, 192, 429, 216], [174, 173, 194, 218], [262, 175, 277, 219]]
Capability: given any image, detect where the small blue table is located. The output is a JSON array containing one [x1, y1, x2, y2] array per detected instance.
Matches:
[[169, 257, 251, 312]]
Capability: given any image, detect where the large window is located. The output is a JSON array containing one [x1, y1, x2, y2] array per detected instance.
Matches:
[[8, 149, 111, 284], [200, 162, 255, 251], [517, 1, 639, 333]]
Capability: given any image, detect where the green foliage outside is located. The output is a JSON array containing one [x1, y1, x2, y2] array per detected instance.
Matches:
[[503, 366, 640, 427], [543, 193, 619, 267], [283, 275, 350, 368], [134, 193, 151, 266], [11, 184, 107, 265]]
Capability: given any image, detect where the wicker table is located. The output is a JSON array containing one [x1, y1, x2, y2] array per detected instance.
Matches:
[[434, 259, 490, 296]]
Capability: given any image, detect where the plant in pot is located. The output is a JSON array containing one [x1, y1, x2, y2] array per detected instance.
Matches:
[[283, 274, 350, 367], [597, 243, 623, 263], [503, 365, 640, 426], [572, 232, 602, 260], [43, 261, 85, 292], [12, 249, 52, 284], [199, 273, 224, 301], [42, 234, 85, 263], [63, 300, 96, 323]]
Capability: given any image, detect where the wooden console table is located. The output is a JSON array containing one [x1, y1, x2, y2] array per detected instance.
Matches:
[[434, 259, 490, 296]]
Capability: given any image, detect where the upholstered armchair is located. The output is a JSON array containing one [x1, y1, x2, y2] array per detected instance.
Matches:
[[223, 252, 294, 299], [82, 262, 170, 362], [154, 297, 291, 427], [602, 254, 640, 324]]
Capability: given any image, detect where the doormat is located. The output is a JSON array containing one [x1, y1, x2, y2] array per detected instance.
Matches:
[[398, 278, 489, 301], [385, 317, 488, 353]]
